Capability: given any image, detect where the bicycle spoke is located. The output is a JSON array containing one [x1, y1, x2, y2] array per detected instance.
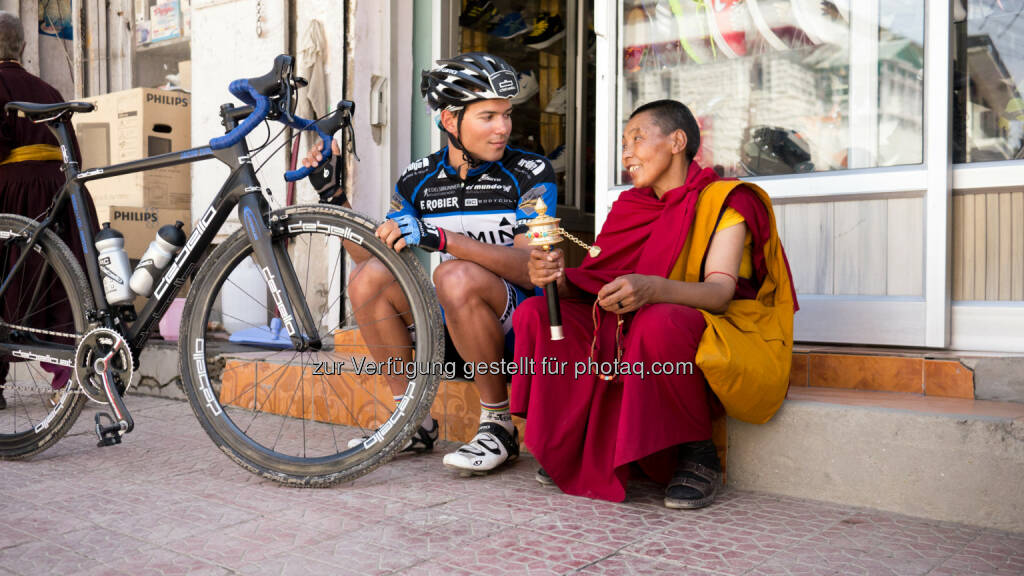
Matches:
[[315, 249, 343, 330]]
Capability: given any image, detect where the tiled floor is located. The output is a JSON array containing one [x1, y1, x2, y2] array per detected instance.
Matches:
[[1, 395, 1021, 576]]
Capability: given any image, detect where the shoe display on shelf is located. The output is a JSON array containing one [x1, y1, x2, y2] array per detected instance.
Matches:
[[511, 70, 539, 105], [489, 11, 530, 39], [459, 0, 497, 29], [524, 13, 566, 50], [544, 84, 567, 115]]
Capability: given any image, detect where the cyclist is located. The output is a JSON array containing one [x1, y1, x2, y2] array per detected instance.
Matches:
[[304, 52, 556, 474], [0, 12, 99, 410]]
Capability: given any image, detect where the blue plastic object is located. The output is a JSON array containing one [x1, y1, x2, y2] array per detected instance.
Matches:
[[228, 317, 292, 349]]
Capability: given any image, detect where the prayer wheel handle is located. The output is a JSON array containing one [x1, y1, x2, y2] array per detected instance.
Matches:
[[524, 199, 601, 342]]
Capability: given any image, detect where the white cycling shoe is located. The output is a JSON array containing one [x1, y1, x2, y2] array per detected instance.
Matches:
[[442, 422, 519, 475], [346, 418, 438, 453]]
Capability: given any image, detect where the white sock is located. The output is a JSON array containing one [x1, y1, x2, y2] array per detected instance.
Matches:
[[479, 399, 515, 435]]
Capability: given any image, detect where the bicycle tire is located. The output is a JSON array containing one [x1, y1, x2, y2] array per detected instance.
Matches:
[[0, 214, 92, 459], [178, 205, 445, 486]]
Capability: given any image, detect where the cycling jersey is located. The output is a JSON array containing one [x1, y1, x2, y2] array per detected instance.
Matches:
[[388, 146, 557, 256]]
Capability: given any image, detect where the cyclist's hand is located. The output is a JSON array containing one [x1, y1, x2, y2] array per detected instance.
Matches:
[[376, 219, 405, 251], [387, 214, 447, 253], [529, 248, 564, 289], [301, 138, 341, 168]]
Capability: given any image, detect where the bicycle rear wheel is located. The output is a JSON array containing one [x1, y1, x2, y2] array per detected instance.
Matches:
[[0, 214, 92, 458], [179, 205, 444, 486]]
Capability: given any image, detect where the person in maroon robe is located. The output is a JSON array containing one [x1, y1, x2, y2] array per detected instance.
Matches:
[[511, 99, 797, 507], [0, 11, 98, 410]]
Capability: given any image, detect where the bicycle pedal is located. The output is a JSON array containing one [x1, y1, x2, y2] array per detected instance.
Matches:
[[94, 412, 124, 447]]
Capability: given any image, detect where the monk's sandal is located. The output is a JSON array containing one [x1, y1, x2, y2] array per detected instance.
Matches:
[[664, 460, 721, 510], [443, 422, 519, 475]]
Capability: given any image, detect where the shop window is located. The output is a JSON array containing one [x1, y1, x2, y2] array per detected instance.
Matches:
[[134, 0, 192, 89], [454, 0, 598, 263], [457, 0, 571, 200], [616, 0, 925, 183], [954, 0, 1024, 163]]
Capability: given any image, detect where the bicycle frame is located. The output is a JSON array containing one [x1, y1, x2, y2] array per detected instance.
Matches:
[[0, 103, 323, 366]]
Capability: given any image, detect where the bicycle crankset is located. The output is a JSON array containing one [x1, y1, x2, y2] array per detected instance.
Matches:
[[74, 328, 134, 404]]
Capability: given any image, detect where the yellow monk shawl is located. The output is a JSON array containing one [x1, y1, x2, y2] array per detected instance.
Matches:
[[0, 144, 63, 165], [674, 180, 797, 424]]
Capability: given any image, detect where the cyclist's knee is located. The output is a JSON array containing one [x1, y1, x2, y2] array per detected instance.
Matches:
[[433, 260, 484, 307], [348, 258, 394, 304]]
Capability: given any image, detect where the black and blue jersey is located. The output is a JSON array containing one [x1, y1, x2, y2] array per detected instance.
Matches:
[[388, 146, 557, 256]]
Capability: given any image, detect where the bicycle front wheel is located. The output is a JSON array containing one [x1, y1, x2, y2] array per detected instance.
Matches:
[[179, 205, 444, 486], [0, 214, 92, 459]]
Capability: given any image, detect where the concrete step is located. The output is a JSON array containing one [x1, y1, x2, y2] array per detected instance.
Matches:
[[728, 386, 1024, 532], [793, 344, 1024, 403]]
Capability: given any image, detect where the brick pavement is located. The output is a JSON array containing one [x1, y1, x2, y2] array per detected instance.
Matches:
[[1, 395, 1021, 576]]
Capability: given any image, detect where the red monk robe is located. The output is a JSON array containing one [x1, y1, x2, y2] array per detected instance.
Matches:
[[511, 162, 797, 502], [0, 61, 98, 395]]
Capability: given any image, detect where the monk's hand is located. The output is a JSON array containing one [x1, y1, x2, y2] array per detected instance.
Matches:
[[598, 274, 660, 314], [528, 248, 564, 289], [376, 219, 407, 252], [301, 138, 342, 168]]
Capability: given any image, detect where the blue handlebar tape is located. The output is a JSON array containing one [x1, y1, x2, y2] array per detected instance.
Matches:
[[209, 80, 270, 150], [284, 116, 333, 182]]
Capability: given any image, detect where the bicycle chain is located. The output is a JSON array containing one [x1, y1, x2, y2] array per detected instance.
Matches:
[[0, 321, 80, 340]]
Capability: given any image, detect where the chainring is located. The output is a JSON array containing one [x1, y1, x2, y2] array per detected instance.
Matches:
[[73, 328, 134, 404]]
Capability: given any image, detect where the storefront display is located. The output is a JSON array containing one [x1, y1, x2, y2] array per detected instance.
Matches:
[[955, 0, 1024, 163], [617, 0, 925, 181], [134, 0, 192, 89], [456, 0, 597, 262]]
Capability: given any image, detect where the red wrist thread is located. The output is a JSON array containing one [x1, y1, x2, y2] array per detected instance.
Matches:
[[705, 270, 738, 285]]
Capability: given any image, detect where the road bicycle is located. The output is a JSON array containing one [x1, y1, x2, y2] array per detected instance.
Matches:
[[0, 55, 444, 486]]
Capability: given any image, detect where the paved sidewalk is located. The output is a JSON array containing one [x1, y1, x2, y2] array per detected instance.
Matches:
[[1, 395, 1021, 576]]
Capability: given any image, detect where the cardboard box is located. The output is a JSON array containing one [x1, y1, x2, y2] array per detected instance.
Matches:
[[73, 88, 192, 221], [110, 205, 193, 311], [110, 205, 192, 261], [150, 0, 181, 43], [177, 60, 191, 91]]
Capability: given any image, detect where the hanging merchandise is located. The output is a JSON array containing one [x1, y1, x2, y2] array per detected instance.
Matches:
[[256, 0, 264, 38], [38, 0, 73, 39]]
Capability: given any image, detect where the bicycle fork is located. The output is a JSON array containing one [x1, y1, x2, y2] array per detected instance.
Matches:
[[237, 193, 321, 350]]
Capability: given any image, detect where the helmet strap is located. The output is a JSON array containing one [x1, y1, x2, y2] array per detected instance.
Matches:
[[443, 108, 482, 173]]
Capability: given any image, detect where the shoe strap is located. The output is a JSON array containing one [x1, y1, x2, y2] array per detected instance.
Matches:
[[474, 421, 517, 452], [668, 460, 720, 489]]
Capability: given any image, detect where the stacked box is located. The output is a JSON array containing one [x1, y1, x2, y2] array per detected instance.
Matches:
[[72, 87, 192, 225]]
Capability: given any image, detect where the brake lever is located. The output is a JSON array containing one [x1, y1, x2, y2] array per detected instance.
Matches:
[[280, 73, 308, 124]]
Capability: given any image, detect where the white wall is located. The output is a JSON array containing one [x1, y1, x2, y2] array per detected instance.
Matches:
[[190, 0, 288, 234]]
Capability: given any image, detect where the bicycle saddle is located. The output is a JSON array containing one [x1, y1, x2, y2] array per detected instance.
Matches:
[[4, 101, 95, 121]]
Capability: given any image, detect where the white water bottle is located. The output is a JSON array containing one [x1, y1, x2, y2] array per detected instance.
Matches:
[[130, 221, 187, 297], [95, 223, 135, 306]]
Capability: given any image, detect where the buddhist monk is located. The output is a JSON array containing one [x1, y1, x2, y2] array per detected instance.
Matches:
[[512, 99, 798, 508], [0, 11, 97, 409]]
